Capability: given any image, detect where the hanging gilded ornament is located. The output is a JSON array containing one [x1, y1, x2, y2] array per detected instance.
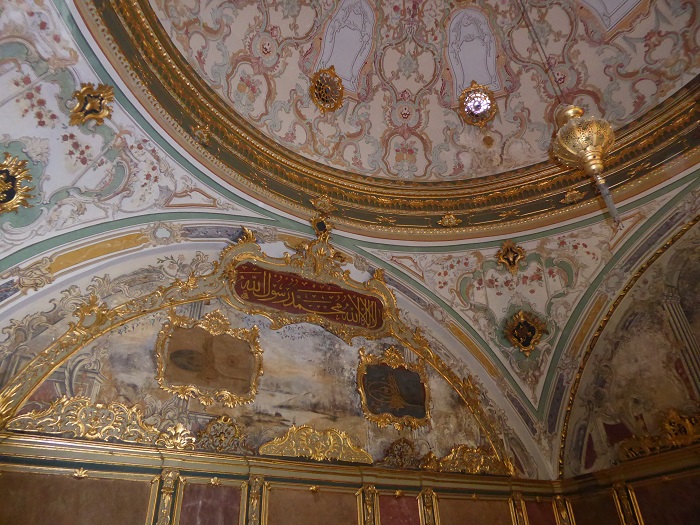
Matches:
[[552, 105, 621, 228], [309, 66, 344, 112], [457, 81, 497, 127]]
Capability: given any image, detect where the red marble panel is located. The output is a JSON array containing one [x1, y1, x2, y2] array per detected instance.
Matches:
[[569, 490, 619, 525], [525, 500, 556, 525], [378, 494, 420, 525], [632, 471, 700, 525], [179, 482, 241, 525], [0, 470, 151, 525], [266, 486, 358, 525], [438, 497, 512, 525]]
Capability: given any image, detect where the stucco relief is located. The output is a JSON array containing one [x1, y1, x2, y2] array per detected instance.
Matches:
[[564, 222, 700, 476]]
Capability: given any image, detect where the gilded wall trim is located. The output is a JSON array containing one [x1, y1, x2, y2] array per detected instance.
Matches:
[[558, 214, 700, 476], [258, 425, 373, 464], [75, 0, 700, 237], [618, 409, 700, 461]]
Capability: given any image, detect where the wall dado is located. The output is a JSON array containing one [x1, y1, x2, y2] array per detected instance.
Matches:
[[1, 434, 699, 525]]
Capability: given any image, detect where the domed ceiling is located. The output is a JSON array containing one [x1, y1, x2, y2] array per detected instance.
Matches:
[[0, 0, 698, 484], [78, 0, 698, 235]]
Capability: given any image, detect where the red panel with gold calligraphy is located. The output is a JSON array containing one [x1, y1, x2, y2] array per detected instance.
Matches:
[[233, 262, 384, 330]]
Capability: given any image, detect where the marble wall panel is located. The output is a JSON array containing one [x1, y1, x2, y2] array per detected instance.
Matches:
[[632, 471, 700, 525], [378, 494, 420, 525], [569, 490, 619, 525], [266, 486, 358, 525], [437, 496, 512, 525], [179, 482, 241, 525]]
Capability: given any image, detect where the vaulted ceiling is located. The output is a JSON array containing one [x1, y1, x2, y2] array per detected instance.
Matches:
[[0, 0, 698, 480]]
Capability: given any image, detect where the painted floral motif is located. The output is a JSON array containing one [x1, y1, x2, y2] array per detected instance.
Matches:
[[152, 0, 698, 180]]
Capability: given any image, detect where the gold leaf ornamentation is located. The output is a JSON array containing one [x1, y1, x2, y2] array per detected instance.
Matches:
[[309, 66, 344, 112], [420, 444, 511, 475], [155, 309, 263, 408], [504, 310, 549, 357], [310, 195, 337, 215], [561, 189, 585, 204], [154, 423, 196, 450], [437, 213, 462, 228], [496, 240, 526, 275], [69, 83, 115, 126], [0, 152, 33, 214], [72, 468, 89, 479], [259, 425, 372, 464], [196, 415, 254, 455], [357, 347, 431, 430], [6, 395, 160, 444], [618, 409, 700, 461]]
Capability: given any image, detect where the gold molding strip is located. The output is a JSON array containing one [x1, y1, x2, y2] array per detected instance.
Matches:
[[612, 483, 644, 525], [420, 444, 512, 476], [258, 425, 373, 464], [418, 488, 440, 525], [558, 215, 700, 476]]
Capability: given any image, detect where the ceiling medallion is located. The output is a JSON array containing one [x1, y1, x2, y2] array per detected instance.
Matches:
[[457, 81, 497, 128], [496, 240, 526, 275], [0, 152, 33, 214], [309, 66, 344, 112], [504, 310, 548, 357], [69, 83, 115, 126], [437, 213, 462, 228]]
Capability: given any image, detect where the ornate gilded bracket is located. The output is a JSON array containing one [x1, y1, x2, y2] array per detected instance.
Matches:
[[69, 83, 115, 126], [196, 415, 254, 454], [357, 347, 430, 430], [0, 152, 33, 214], [258, 425, 372, 464], [504, 310, 549, 356], [154, 309, 263, 408]]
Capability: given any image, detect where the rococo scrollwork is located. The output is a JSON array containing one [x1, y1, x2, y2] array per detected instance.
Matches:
[[618, 409, 700, 461], [258, 425, 373, 464], [155, 309, 263, 408], [6, 395, 195, 450], [0, 152, 33, 214], [196, 415, 254, 455], [357, 347, 430, 430], [69, 83, 115, 126]]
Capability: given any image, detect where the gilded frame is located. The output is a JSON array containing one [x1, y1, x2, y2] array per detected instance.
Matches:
[[356, 347, 430, 430], [155, 309, 263, 408]]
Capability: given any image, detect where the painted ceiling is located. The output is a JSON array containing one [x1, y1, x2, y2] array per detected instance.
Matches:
[[0, 0, 698, 481]]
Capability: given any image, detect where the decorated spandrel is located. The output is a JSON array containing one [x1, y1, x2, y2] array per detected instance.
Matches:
[[233, 262, 384, 330]]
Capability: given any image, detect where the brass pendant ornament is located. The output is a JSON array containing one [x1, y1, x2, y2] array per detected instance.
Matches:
[[458, 80, 497, 127], [504, 310, 548, 356], [69, 83, 115, 126], [309, 65, 344, 112], [0, 152, 33, 214], [496, 240, 525, 275]]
